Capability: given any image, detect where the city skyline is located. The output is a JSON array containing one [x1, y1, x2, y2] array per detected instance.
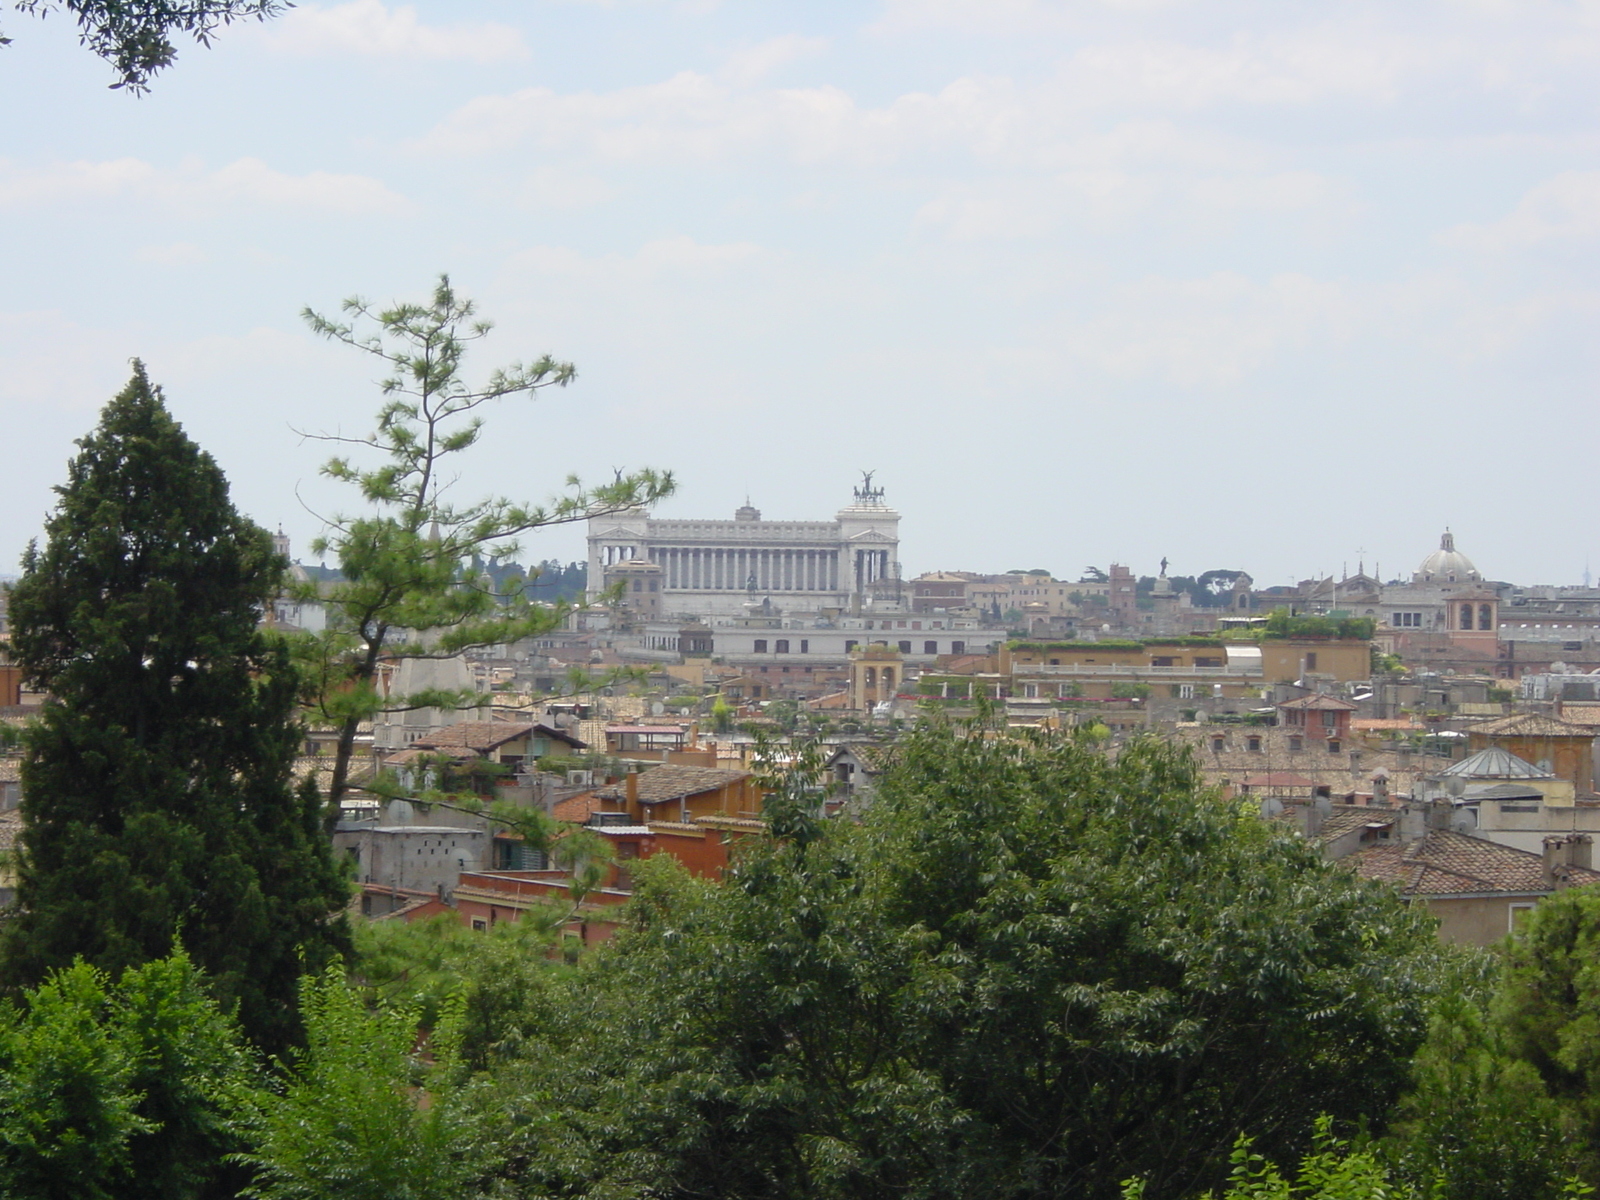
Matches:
[[1, 1, 1595, 587]]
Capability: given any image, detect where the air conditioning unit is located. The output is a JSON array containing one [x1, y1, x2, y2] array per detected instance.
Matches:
[[566, 770, 594, 787]]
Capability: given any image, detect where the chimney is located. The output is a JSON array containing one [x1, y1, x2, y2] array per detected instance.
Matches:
[[1573, 834, 1594, 872], [1543, 835, 1566, 889], [625, 768, 640, 823], [1425, 797, 1452, 832]]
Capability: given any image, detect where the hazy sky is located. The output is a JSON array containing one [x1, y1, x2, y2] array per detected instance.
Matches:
[[1, 0, 1596, 590]]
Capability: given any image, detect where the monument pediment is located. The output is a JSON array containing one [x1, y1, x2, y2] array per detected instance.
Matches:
[[848, 530, 896, 544]]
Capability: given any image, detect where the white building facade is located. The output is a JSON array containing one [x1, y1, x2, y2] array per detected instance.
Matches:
[[588, 480, 902, 620]]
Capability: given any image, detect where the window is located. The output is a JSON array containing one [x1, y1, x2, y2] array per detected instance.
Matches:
[[1392, 611, 1423, 628], [1321, 710, 1339, 728], [1288, 735, 1303, 752], [912, 621, 921, 630], [925, 641, 938, 654], [845, 640, 858, 653], [753, 639, 768, 653], [1212, 736, 1225, 753], [471, 919, 488, 932], [1194, 656, 1223, 668], [775, 639, 790, 654], [951, 640, 964, 654], [800, 640, 808, 653], [1024, 683, 1039, 698], [898, 640, 912, 653], [1247, 736, 1262, 753], [1151, 656, 1176, 667], [1177, 683, 1195, 699], [1479, 603, 1492, 631], [1461, 603, 1473, 628], [1510, 903, 1537, 932], [1327, 739, 1341, 754], [1304, 652, 1318, 670]]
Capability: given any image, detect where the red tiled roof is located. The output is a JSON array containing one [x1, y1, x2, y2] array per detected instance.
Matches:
[[595, 764, 749, 804], [1278, 695, 1360, 711], [1348, 829, 1600, 896], [1470, 713, 1591, 739]]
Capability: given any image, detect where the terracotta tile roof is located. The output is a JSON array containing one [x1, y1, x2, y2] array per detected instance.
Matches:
[[1556, 704, 1600, 730], [413, 721, 585, 753], [1352, 718, 1421, 731], [1240, 772, 1318, 788], [1348, 829, 1600, 896], [1470, 713, 1592, 739], [552, 792, 606, 823], [1278, 695, 1360, 711], [0, 809, 22, 851], [1317, 803, 1397, 843], [595, 764, 750, 805], [414, 722, 532, 752]]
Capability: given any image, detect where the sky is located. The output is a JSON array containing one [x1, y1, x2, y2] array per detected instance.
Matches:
[[0, 0, 1596, 591]]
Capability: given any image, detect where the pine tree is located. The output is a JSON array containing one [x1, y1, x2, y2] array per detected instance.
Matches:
[[1, 363, 349, 1054]]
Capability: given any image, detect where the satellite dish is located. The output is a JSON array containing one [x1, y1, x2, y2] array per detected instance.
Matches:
[[651, 702, 665, 716]]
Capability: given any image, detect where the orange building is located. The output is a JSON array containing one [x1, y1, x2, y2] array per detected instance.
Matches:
[[1467, 712, 1595, 797]]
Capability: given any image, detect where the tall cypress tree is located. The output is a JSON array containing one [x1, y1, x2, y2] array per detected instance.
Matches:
[[2, 363, 348, 1053]]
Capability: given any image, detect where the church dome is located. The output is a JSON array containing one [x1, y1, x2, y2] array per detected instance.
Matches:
[[1414, 531, 1480, 584]]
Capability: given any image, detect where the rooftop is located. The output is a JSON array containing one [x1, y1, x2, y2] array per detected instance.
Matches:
[[1348, 828, 1600, 896], [596, 764, 751, 805]]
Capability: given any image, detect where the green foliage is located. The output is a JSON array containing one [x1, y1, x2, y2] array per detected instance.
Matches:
[[5, 0, 286, 92], [294, 277, 673, 825], [1498, 886, 1600, 1156], [499, 726, 1443, 1200], [0, 953, 248, 1200], [1261, 609, 1377, 641], [351, 911, 573, 1068], [1133, 1117, 1403, 1200], [232, 967, 483, 1200], [3, 364, 349, 1053], [1110, 680, 1150, 698], [1386, 977, 1578, 1200]]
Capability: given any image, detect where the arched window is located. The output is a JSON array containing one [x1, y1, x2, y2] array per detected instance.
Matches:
[[1479, 604, 1492, 631], [1461, 603, 1473, 628], [864, 667, 876, 686]]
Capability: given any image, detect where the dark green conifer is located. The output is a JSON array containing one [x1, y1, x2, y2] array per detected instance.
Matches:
[[2, 362, 348, 1054]]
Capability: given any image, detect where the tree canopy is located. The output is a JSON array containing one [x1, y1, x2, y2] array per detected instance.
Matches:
[[2, 363, 348, 1053], [488, 723, 1445, 1200], [3, 0, 285, 92]]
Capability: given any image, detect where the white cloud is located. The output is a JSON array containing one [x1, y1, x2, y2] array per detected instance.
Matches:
[[0, 157, 409, 216], [1439, 171, 1600, 250], [1059, 272, 1358, 386], [719, 34, 829, 87], [263, 0, 529, 61]]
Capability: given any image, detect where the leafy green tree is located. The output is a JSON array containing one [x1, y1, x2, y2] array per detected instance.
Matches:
[[2, 364, 349, 1053], [232, 966, 483, 1200], [1498, 885, 1600, 1169], [0, 953, 249, 1200], [497, 725, 1444, 1200], [1386, 982, 1578, 1200], [2, 0, 285, 92], [294, 276, 673, 828]]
